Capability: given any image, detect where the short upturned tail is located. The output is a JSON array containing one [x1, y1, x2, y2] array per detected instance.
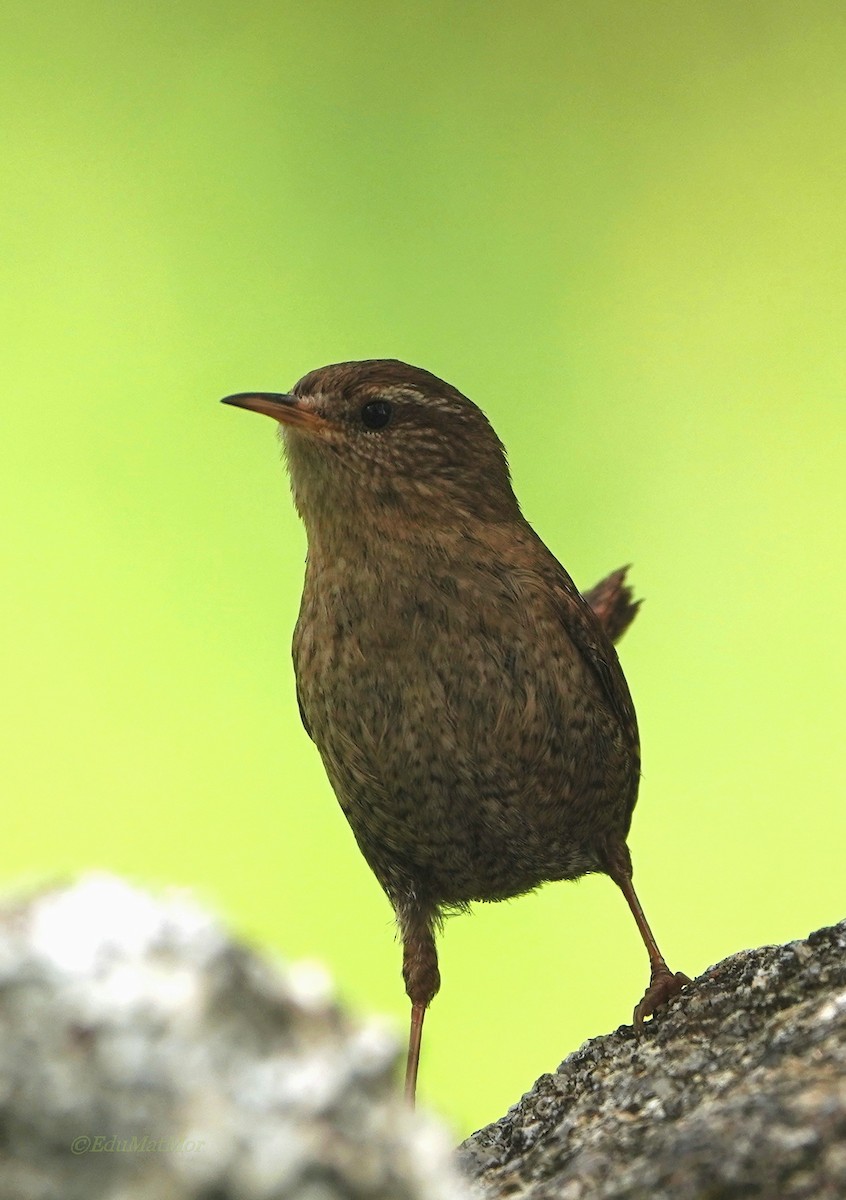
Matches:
[[583, 565, 642, 644]]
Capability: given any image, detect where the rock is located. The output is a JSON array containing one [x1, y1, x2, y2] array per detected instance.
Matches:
[[459, 919, 846, 1199], [0, 875, 468, 1200], [6, 876, 844, 1198]]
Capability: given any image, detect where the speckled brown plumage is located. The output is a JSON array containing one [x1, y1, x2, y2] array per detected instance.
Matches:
[[222, 360, 689, 1103]]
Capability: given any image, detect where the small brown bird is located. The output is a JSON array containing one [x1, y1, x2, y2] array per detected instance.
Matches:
[[222, 360, 689, 1104]]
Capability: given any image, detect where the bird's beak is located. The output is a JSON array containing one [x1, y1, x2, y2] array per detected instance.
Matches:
[[221, 392, 326, 432]]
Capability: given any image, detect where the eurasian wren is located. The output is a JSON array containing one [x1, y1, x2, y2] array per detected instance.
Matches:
[[222, 360, 689, 1103]]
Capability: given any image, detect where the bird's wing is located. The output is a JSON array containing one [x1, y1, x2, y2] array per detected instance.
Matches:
[[295, 678, 314, 742], [543, 554, 640, 752]]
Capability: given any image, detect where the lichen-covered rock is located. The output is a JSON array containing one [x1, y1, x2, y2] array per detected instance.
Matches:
[[459, 920, 846, 1199], [0, 875, 468, 1200]]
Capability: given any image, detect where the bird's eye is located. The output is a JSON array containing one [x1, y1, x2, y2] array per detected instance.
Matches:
[[360, 400, 392, 430]]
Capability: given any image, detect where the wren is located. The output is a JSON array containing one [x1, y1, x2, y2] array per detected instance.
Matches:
[[222, 360, 689, 1103]]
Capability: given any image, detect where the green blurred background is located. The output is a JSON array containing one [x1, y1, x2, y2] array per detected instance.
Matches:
[[3, 0, 845, 1134]]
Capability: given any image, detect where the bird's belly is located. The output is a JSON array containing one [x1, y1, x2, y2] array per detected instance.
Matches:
[[295, 601, 636, 906]]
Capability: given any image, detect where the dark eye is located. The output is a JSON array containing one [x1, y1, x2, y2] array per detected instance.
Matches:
[[360, 400, 392, 430]]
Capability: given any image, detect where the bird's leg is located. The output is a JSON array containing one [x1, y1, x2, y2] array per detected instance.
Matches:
[[606, 841, 691, 1031], [400, 908, 440, 1106]]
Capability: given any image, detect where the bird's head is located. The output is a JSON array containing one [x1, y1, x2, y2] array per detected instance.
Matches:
[[222, 360, 520, 540]]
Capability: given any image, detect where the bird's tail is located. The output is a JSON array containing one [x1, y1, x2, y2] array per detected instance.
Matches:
[[582, 565, 642, 644]]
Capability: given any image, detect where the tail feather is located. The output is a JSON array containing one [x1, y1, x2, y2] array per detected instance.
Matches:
[[583, 565, 642, 644]]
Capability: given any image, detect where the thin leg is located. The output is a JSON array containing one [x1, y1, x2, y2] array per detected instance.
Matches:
[[404, 1002, 426, 1103], [400, 910, 440, 1107], [606, 841, 691, 1031]]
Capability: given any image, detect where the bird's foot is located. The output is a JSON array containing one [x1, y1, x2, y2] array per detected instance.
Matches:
[[633, 964, 691, 1033]]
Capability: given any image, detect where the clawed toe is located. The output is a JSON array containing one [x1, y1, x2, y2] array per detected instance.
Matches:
[[633, 966, 691, 1032]]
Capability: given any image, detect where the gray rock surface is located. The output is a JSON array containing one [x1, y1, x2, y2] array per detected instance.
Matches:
[[0, 875, 468, 1200], [459, 919, 846, 1199]]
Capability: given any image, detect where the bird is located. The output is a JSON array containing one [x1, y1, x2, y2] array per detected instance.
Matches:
[[222, 359, 689, 1104]]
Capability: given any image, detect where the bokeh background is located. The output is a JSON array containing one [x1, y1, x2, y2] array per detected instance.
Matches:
[[3, 1, 845, 1134]]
